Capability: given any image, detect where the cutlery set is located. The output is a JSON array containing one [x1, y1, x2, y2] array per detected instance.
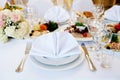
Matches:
[[15, 41, 96, 72]]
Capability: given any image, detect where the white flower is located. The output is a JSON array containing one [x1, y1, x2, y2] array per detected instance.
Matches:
[[0, 9, 30, 43], [0, 34, 8, 43], [4, 21, 30, 39], [10, 12, 21, 22], [0, 13, 5, 20], [4, 26, 16, 37], [13, 10, 25, 21], [0, 28, 4, 34], [14, 21, 30, 39], [1, 9, 11, 16]]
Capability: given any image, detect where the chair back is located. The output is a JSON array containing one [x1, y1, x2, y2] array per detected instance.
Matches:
[[92, 0, 116, 10]]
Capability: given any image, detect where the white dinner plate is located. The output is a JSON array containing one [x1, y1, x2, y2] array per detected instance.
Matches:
[[32, 54, 79, 66], [75, 37, 93, 41], [103, 18, 120, 24], [30, 53, 85, 71]]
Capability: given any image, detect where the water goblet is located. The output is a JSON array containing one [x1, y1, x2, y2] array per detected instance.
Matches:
[[51, 0, 75, 25], [87, 19, 105, 51], [96, 30, 114, 68], [27, 6, 39, 27], [100, 49, 114, 69]]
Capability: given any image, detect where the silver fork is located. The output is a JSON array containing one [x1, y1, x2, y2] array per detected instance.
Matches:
[[15, 41, 32, 72]]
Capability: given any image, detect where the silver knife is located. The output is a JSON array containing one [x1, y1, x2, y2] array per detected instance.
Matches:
[[15, 41, 32, 72], [81, 43, 97, 71]]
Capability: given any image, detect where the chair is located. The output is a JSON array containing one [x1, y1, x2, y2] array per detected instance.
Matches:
[[92, 0, 116, 10], [116, 0, 120, 5]]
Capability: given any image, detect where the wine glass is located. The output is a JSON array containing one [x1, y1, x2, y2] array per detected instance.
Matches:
[[87, 19, 105, 48], [98, 31, 114, 68], [51, 0, 75, 25], [27, 6, 39, 27], [95, 30, 114, 68], [51, 0, 73, 10], [51, 0, 64, 7], [94, 5, 104, 21], [63, 0, 77, 25], [88, 22, 113, 67]]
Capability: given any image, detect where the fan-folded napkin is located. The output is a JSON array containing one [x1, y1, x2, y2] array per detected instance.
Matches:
[[104, 5, 120, 21], [44, 6, 70, 23], [30, 32, 80, 58]]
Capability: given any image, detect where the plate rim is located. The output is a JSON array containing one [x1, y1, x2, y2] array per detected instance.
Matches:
[[32, 54, 80, 66], [30, 53, 85, 71]]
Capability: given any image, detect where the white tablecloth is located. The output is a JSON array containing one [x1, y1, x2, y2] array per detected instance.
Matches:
[[0, 39, 120, 80]]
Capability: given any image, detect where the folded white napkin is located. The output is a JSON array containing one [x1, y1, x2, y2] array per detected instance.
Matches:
[[44, 6, 70, 23], [30, 32, 81, 58], [104, 5, 120, 21]]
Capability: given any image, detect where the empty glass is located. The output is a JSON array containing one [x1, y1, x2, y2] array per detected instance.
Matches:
[[27, 6, 39, 27], [101, 50, 114, 68], [95, 30, 114, 68]]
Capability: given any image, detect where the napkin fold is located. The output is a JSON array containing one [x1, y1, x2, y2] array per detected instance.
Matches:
[[30, 32, 80, 58], [44, 6, 70, 23], [104, 5, 120, 21]]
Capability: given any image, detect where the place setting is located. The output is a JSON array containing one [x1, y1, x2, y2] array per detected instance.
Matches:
[[0, 0, 120, 80], [29, 32, 85, 71]]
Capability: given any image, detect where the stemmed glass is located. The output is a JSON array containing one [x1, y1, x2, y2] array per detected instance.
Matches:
[[27, 6, 39, 27], [92, 0, 105, 23], [51, 0, 73, 11], [51, 0, 75, 25], [87, 19, 105, 51], [87, 1, 105, 51], [96, 30, 113, 68], [93, 5, 104, 21]]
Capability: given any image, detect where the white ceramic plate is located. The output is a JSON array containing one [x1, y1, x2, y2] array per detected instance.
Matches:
[[33, 54, 79, 66], [30, 53, 85, 71], [75, 37, 93, 41], [104, 18, 120, 24]]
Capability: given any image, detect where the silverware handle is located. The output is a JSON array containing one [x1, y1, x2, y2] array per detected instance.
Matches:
[[15, 54, 28, 72], [85, 55, 96, 71]]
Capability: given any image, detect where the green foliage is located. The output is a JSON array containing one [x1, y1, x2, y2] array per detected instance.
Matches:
[[75, 22, 84, 26], [111, 34, 118, 43], [3, 2, 22, 10], [47, 21, 58, 32]]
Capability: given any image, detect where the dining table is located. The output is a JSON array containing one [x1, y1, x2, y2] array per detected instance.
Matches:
[[0, 39, 120, 80], [0, 0, 120, 80]]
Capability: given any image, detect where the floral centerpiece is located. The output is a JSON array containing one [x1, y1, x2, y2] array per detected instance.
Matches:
[[0, 3, 30, 43]]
